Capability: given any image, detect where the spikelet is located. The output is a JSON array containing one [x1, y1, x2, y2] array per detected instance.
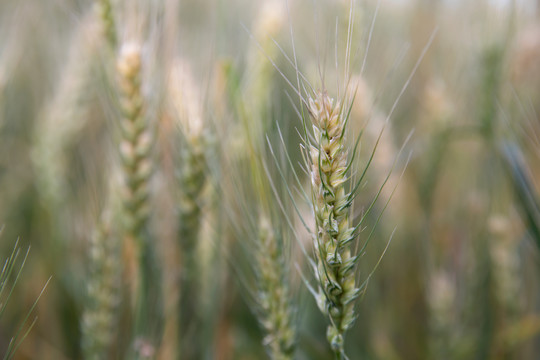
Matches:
[[308, 91, 358, 359]]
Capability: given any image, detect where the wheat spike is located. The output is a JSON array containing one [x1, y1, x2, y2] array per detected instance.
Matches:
[[308, 91, 358, 359], [117, 43, 152, 237], [82, 214, 120, 360], [256, 216, 295, 360], [95, 0, 117, 49], [116, 42, 162, 358]]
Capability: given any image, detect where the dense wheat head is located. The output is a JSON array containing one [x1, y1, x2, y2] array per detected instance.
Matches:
[[308, 91, 358, 359], [256, 215, 295, 360], [82, 215, 120, 360], [116, 41, 163, 359]]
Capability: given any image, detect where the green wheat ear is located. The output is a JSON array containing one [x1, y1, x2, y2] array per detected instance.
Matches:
[[32, 12, 102, 211], [95, 0, 117, 49], [256, 215, 295, 360], [264, 12, 429, 355], [166, 59, 210, 359], [82, 212, 121, 360], [307, 91, 358, 357], [116, 42, 162, 358], [266, 81, 401, 359]]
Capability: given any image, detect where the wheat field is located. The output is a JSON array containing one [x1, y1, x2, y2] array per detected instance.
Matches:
[[1, 0, 540, 359]]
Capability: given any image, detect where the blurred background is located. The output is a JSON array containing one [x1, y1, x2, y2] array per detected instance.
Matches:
[[1, 0, 540, 359]]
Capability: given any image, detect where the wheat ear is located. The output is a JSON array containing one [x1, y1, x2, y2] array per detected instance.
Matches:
[[95, 0, 117, 49], [32, 12, 101, 209], [177, 131, 207, 259], [82, 214, 120, 360], [117, 43, 151, 239], [256, 216, 295, 360], [168, 61, 209, 358], [176, 125, 207, 359], [116, 42, 161, 358], [308, 91, 358, 359]]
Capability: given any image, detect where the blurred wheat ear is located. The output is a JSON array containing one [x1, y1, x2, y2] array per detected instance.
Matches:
[[255, 215, 296, 360], [116, 42, 163, 358], [223, 4, 299, 352], [32, 11, 102, 211], [82, 211, 121, 360], [165, 59, 211, 359], [95, 0, 117, 49]]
